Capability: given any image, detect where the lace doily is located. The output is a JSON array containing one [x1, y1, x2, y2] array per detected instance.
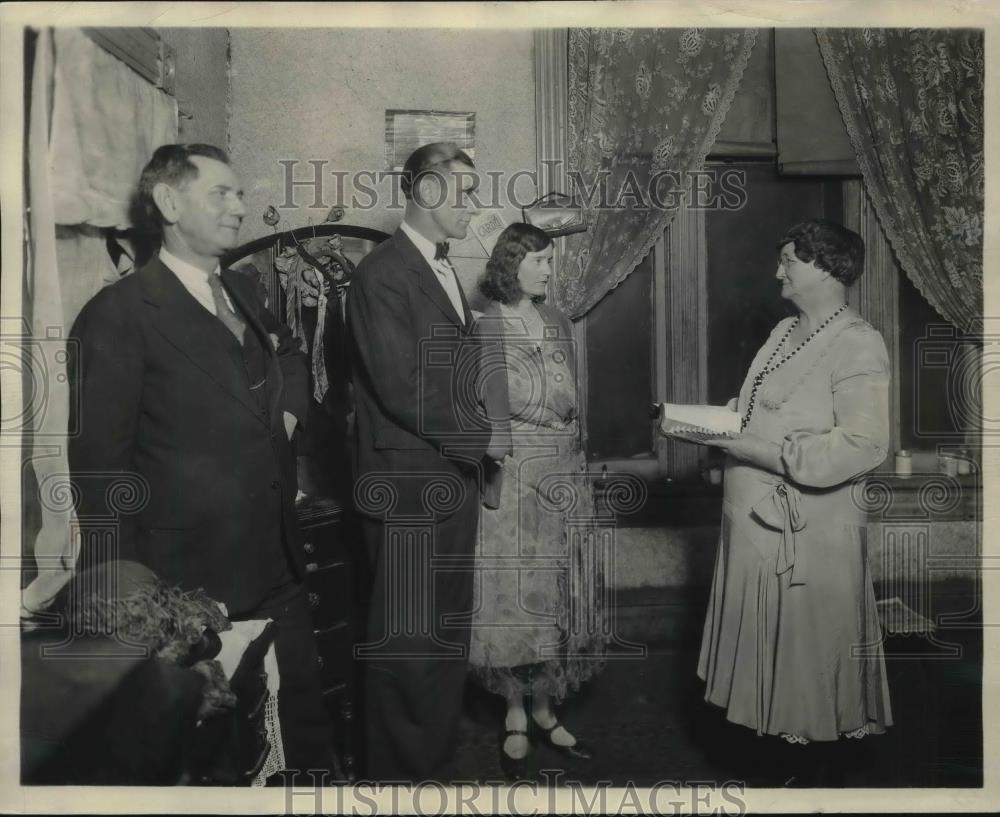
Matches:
[[251, 691, 286, 785], [252, 643, 285, 786]]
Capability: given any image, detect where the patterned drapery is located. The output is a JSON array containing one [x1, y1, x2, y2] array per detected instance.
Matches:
[[556, 28, 757, 319], [817, 29, 983, 332]]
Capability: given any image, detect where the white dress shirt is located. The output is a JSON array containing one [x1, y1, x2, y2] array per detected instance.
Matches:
[[399, 221, 466, 324], [158, 246, 235, 315]]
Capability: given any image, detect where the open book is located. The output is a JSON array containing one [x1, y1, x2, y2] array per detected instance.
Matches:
[[653, 403, 741, 444]]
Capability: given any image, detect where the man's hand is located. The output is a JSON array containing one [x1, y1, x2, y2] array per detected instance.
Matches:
[[486, 430, 510, 464], [283, 411, 298, 441]]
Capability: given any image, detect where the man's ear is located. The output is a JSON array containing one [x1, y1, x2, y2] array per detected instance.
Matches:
[[151, 182, 180, 225], [414, 171, 445, 210]]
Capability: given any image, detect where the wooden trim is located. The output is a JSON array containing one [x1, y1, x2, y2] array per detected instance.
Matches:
[[533, 27, 569, 279], [844, 179, 902, 470], [652, 234, 669, 475], [572, 315, 589, 451], [662, 205, 709, 479], [534, 30, 586, 444], [778, 158, 861, 176], [534, 29, 568, 201]]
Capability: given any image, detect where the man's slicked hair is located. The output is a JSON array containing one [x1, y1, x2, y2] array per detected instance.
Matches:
[[132, 143, 230, 237], [400, 141, 475, 201]]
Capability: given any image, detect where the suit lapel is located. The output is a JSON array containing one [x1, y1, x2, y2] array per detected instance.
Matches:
[[394, 232, 467, 330], [455, 274, 474, 331], [139, 259, 266, 423]]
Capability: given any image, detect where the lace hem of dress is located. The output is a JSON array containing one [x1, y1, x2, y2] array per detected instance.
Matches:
[[779, 723, 872, 744]]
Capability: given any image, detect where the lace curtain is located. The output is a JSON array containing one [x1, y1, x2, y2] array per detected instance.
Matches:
[[555, 28, 757, 319], [816, 29, 983, 332]]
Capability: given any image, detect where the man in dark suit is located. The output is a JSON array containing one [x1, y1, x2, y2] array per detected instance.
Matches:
[[348, 142, 508, 780], [68, 144, 334, 777]]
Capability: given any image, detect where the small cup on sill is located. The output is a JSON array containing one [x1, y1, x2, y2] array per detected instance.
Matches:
[[939, 454, 959, 477], [894, 449, 912, 478]]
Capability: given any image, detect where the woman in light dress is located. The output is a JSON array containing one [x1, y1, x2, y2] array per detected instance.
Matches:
[[469, 223, 606, 779], [701, 219, 892, 784]]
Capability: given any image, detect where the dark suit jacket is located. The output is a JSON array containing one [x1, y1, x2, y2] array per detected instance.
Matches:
[[475, 299, 574, 509], [68, 258, 310, 614], [347, 230, 492, 520]]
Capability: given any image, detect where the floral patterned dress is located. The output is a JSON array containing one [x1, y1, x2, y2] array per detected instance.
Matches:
[[698, 309, 893, 741], [469, 301, 607, 702]]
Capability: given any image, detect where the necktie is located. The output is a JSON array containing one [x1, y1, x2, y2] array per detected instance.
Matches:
[[434, 241, 450, 261], [433, 257, 466, 325], [208, 273, 245, 344]]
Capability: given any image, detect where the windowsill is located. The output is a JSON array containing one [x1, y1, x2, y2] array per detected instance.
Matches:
[[592, 467, 981, 527], [862, 471, 982, 522]]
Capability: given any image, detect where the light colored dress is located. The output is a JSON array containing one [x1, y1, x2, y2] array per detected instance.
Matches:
[[469, 301, 607, 702], [698, 308, 893, 741]]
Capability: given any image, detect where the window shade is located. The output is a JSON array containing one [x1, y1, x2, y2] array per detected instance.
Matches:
[[775, 29, 858, 175], [83, 27, 175, 95]]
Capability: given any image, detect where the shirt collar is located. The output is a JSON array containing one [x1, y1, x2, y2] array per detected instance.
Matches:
[[399, 220, 443, 269], [158, 246, 221, 280]]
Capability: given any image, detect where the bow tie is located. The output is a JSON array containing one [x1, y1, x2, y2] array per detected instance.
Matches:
[[434, 241, 450, 261]]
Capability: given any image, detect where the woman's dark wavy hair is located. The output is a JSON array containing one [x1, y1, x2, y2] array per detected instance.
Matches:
[[777, 218, 865, 287], [480, 223, 553, 305]]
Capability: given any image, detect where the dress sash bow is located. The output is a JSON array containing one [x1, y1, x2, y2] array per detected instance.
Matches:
[[751, 482, 807, 585]]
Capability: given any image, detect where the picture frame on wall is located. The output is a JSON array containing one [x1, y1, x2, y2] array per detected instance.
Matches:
[[384, 109, 476, 170]]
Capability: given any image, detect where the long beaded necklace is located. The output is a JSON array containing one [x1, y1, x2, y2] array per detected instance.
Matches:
[[740, 304, 847, 432]]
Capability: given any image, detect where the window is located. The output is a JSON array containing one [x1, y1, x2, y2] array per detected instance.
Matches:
[[896, 245, 978, 452], [584, 162, 843, 480], [583, 166, 971, 483], [584, 251, 654, 460]]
